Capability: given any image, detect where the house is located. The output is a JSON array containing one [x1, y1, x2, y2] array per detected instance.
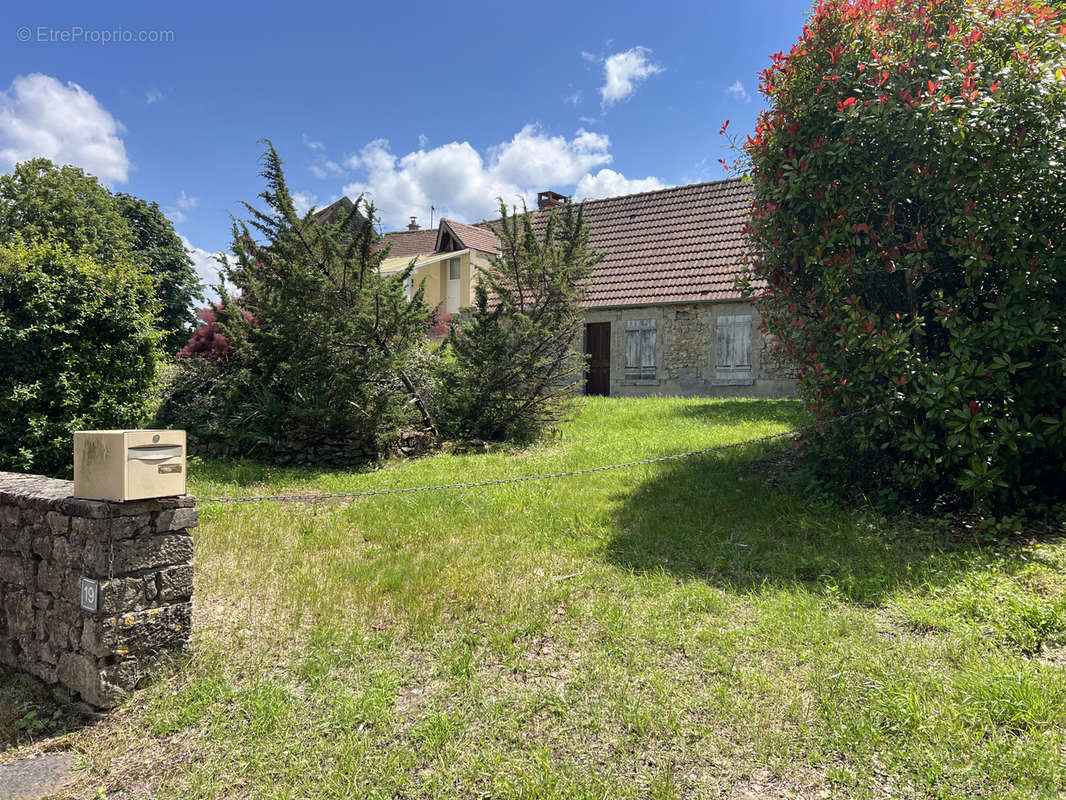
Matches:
[[536, 180, 794, 398], [370, 177, 794, 398], [377, 218, 498, 317]]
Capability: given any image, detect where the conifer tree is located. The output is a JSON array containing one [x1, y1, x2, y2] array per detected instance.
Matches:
[[440, 200, 600, 442], [205, 142, 435, 457]]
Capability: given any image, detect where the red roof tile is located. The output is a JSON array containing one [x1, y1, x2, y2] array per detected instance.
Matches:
[[439, 219, 502, 255], [378, 228, 439, 259], [312, 197, 355, 223]]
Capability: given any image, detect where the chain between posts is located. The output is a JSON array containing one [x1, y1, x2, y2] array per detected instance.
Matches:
[[196, 407, 876, 506]]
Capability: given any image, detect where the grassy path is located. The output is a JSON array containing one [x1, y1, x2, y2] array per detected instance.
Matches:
[[2, 397, 1064, 798]]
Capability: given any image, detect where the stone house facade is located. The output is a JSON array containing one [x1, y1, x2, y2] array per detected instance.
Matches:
[[582, 301, 794, 398], [540, 180, 794, 398]]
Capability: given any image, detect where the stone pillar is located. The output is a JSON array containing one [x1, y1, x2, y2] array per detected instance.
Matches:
[[0, 472, 195, 708]]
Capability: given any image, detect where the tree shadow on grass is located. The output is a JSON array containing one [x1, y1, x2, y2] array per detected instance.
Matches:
[[605, 440, 1049, 606], [667, 398, 809, 429]]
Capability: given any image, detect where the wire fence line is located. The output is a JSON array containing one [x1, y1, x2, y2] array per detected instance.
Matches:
[[196, 408, 874, 506]]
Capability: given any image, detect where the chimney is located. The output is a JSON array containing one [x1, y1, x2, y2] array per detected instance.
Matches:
[[407, 216, 420, 231], [537, 190, 568, 211]]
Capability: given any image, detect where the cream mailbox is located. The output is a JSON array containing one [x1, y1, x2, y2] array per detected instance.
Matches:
[[74, 430, 187, 502]]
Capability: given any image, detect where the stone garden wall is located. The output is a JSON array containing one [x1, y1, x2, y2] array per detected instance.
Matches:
[[0, 472, 195, 708]]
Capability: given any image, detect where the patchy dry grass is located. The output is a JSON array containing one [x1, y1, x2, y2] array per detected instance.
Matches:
[[2, 397, 1065, 798]]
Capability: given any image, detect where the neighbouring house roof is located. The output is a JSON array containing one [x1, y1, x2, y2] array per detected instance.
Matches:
[[505, 178, 754, 308], [312, 197, 358, 225], [378, 228, 439, 259], [438, 218, 502, 255], [311, 198, 366, 230]]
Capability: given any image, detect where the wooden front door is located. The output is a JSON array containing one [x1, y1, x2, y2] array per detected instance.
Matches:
[[585, 322, 611, 396]]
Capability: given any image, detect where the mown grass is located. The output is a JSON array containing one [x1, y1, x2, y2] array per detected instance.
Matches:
[[2, 396, 1065, 798]]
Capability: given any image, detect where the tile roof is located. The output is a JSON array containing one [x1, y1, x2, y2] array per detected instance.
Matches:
[[370, 178, 754, 308], [312, 197, 356, 224], [378, 228, 439, 259], [525, 178, 755, 308], [439, 219, 502, 255]]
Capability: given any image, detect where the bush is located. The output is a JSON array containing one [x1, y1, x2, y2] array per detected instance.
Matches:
[[156, 143, 435, 464], [743, 0, 1066, 511], [0, 239, 161, 477], [436, 201, 599, 442], [178, 306, 252, 360]]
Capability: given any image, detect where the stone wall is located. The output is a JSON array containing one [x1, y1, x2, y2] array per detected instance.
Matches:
[[581, 301, 796, 398], [0, 472, 195, 708]]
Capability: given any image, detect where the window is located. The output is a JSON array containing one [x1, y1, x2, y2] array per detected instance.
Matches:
[[714, 314, 753, 385], [403, 274, 413, 300], [448, 258, 460, 281], [625, 319, 657, 382]]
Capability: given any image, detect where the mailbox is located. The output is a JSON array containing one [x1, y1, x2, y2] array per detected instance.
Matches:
[[73, 430, 187, 502]]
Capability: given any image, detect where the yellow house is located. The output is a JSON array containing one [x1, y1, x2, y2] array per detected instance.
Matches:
[[378, 219, 500, 316]]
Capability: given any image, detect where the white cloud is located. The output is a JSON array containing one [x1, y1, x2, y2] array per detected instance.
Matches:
[[575, 169, 667, 200], [309, 159, 341, 179], [341, 125, 662, 230], [726, 80, 751, 104], [599, 47, 663, 108], [176, 191, 198, 210], [343, 138, 521, 229], [165, 191, 199, 224], [181, 235, 226, 304], [303, 134, 342, 179], [418, 133, 429, 149], [490, 124, 611, 187], [292, 191, 318, 216], [0, 73, 129, 183], [564, 89, 582, 106], [145, 89, 163, 105]]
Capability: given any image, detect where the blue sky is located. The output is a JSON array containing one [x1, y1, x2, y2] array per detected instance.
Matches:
[[0, 0, 811, 291]]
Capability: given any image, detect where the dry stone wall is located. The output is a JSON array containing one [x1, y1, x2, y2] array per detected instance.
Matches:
[[0, 472, 195, 708]]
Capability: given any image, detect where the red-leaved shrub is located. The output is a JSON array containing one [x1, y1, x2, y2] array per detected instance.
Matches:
[[742, 0, 1066, 510], [178, 305, 253, 360]]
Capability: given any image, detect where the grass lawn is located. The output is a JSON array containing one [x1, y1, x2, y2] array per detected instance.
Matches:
[[2, 396, 1065, 798]]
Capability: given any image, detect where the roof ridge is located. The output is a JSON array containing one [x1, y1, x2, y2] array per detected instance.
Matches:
[[566, 176, 747, 209], [382, 227, 436, 235], [471, 177, 749, 228]]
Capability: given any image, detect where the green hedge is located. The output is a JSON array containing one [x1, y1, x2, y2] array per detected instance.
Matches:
[[0, 239, 161, 477]]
